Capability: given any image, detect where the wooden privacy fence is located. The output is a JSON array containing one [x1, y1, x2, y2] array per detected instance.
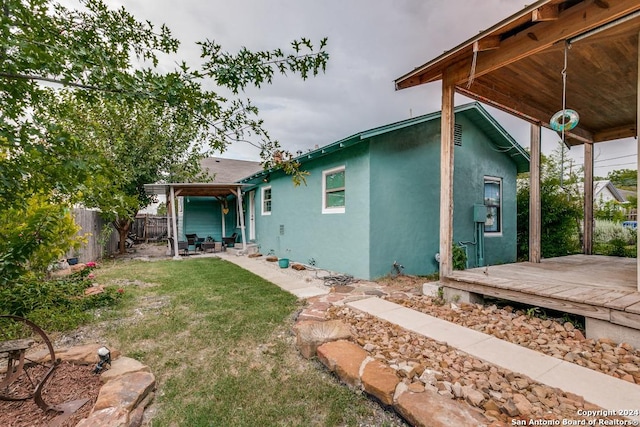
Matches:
[[131, 214, 168, 242], [69, 208, 119, 263]]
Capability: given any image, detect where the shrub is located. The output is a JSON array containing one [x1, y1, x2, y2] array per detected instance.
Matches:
[[0, 272, 123, 337], [453, 245, 467, 270]]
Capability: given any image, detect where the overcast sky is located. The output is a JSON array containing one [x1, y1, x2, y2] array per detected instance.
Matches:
[[107, 0, 636, 176]]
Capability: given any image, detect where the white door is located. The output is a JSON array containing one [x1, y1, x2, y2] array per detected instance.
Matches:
[[249, 191, 256, 240]]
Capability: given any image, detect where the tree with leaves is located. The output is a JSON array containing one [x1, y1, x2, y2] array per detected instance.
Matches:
[[606, 169, 637, 190], [517, 148, 583, 259], [1, 0, 329, 274]]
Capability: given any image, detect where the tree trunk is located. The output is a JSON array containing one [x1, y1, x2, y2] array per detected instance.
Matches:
[[113, 219, 131, 254]]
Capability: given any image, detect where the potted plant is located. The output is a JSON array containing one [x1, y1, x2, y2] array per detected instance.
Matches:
[[67, 250, 80, 266]]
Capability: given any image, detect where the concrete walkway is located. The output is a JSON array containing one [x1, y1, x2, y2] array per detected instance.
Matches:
[[217, 252, 329, 299], [218, 253, 640, 421]]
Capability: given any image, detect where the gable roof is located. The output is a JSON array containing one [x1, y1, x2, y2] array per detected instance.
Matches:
[[200, 157, 262, 183], [241, 102, 529, 183], [573, 180, 627, 203], [594, 180, 626, 203]]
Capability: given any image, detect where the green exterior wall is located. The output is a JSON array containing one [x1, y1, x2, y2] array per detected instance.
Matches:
[[184, 104, 527, 280], [182, 196, 239, 242], [250, 143, 372, 279], [366, 114, 517, 279]]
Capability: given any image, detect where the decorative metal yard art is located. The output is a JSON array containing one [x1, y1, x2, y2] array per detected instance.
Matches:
[[551, 42, 580, 187], [0, 315, 89, 423]]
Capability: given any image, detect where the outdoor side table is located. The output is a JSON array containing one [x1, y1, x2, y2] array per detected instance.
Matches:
[[201, 242, 216, 253]]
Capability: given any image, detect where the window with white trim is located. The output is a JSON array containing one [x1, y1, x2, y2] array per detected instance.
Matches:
[[322, 166, 345, 214], [261, 186, 272, 215], [484, 177, 502, 234]]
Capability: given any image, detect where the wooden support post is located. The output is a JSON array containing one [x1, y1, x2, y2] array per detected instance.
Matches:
[[166, 192, 171, 254], [529, 123, 541, 263], [170, 186, 180, 259], [637, 30, 640, 291], [584, 142, 594, 255], [237, 187, 247, 251], [221, 203, 226, 239], [439, 74, 455, 279]]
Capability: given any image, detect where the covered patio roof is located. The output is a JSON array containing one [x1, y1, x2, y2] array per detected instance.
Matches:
[[144, 183, 251, 198], [143, 182, 251, 258], [395, 0, 640, 145]]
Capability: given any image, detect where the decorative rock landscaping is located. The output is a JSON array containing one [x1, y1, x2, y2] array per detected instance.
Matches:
[[294, 281, 639, 426]]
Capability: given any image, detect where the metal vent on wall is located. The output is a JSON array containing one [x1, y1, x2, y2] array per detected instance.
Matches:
[[279, 225, 285, 235], [454, 123, 462, 146]]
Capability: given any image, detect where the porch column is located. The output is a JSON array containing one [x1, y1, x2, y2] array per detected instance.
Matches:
[[166, 191, 171, 254], [237, 186, 247, 250], [170, 185, 180, 259], [529, 123, 541, 263], [439, 71, 455, 278], [637, 30, 640, 291], [220, 203, 226, 239], [584, 142, 594, 255]]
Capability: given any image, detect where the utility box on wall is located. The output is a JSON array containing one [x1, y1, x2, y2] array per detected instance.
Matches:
[[473, 204, 488, 223]]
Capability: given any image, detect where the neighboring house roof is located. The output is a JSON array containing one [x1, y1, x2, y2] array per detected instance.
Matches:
[[594, 180, 626, 203], [200, 157, 262, 183], [241, 102, 530, 183], [618, 188, 636, 202], [574, 180, 627, 203]]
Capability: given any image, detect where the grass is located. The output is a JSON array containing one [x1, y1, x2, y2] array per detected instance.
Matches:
[[96, 257, 399, 426]]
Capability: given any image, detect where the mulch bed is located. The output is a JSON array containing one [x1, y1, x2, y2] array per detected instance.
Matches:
[[0, 361, 102, 427]]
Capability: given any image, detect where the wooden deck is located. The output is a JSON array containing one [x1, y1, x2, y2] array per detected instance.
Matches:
[[445, 255, 640, 331]]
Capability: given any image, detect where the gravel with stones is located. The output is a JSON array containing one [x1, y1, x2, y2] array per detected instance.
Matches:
[[325, 289, 640, 425]]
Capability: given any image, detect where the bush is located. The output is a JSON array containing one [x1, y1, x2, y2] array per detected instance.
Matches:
[[0, 195, 84, 286], [0, 270, 124, 337], [594, 220, 635, 245], [453, 245, 467, 270]]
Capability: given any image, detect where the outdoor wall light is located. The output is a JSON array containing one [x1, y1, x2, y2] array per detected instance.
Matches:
[[93, 346, 111, 374], [263, 174, 270, 183]]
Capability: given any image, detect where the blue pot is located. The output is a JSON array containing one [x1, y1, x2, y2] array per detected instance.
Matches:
[[278, 258, 289, 268]]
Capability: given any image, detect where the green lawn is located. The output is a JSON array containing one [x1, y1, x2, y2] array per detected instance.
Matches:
[[97, 257, 400, 426]]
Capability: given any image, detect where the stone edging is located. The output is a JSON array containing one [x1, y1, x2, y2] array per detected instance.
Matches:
[[45, 344, 155, 427], [294, 320, 488, 427]]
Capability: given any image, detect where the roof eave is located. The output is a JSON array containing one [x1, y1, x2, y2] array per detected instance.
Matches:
[[394, 0, 554, 90]]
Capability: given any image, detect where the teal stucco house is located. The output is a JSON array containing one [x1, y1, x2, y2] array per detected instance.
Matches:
[[235, 102, 529, 279]]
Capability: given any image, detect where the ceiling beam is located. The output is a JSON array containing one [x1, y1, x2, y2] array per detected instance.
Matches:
[[593, 124, 637, 142], [474, 37, 501, 52], [456, 84, 595, 143], [532, 4, 559, 22], [449, 0, 640, 84]]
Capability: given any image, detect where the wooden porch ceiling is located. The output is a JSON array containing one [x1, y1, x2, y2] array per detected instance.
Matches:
[[395, 0, 640, 145], [143, 183, 249, 198]]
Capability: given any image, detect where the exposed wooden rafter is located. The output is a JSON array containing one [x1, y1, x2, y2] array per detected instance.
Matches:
[[450, 0, 640, 85], [532, 4, 559, 22]]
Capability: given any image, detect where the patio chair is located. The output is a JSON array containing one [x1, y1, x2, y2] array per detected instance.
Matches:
[[169, 238, 189, 256], [222, 232, 238, 248], [185, 234, 205, 252]]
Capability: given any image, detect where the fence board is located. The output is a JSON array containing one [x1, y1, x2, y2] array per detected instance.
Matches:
[[67, 208, 119, 262], [132, 214, 168, 242]]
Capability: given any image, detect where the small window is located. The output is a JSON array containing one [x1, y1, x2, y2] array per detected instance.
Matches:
[[261, 186, 272, 215], [322, 166, 345, 214], [484, 178, 502, 234]]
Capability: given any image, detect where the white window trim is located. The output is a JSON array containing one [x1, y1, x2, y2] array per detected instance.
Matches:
[[261, 186, 272, 216], [322, 166, 346, 214], [484, 176, 503, 236]]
